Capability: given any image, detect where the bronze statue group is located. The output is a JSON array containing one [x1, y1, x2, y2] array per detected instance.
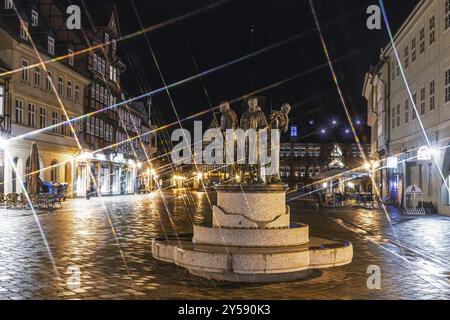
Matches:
[[218, 97, 291, 185]]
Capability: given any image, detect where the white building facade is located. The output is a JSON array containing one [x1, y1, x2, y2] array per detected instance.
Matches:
[[364, 0, 450, 215]]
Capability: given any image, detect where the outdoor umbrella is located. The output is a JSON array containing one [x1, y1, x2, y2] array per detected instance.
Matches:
[[27, 141, 41, 195]]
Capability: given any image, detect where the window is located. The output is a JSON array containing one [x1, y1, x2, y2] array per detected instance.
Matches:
[[112, 39, 117, 52], [20, 20, 28, 40], [420, 87, 426, 116], [411, 37, 416, 62], [51, 111, 58, 133], [68, 49, 74, 66], [4, 0, 13, 10], [105, 32, 109, 44], [404, 46, 409, 69], [21, 59, 29, 82], [75, 84, 80, 104], [0, 85, 4, 116], [446, 69, 450, 103], [50, 160, 58, 182], [419, 27, 425, 55], [430, 80, 435, 111], [45, 70, 52, 91], [61, 114, 67, 135], [290, 126, 297, 137], [34, 66, 41, 87], [419, 164, 423, 190], [396, 61, 400, 76], [396, 104, 400, 127], [31, 10, 38, 27], [404, 99, 409, 124], [39, 107, 47, 129], [48, 36, 54, 54], [412, 93, 417, 119], [391, 61, 396, 81], [28, 103, 36, 128], [66, 80, 72, 100], [15, 99, 24, 125], [93, 54, 98, 71], [391, 107, 396, 129], [57, 76, 64, 96], [446, 0, 450, 31], [430, 15, 435, 46], [428, 163, 433, 196]]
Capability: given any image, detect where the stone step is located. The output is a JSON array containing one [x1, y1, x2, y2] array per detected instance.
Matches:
[[152, 234, 353, 282], [193, 223, 309, 247]]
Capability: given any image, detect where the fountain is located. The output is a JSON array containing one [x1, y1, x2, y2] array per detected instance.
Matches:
[[152, 99, 353, 282]]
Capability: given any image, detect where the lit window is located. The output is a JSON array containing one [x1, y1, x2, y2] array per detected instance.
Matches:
[[31, 10, 38, 27], [68, 49, 74, 66], [20, 20, 28, 40], [4, 0, 13, 10], [290, 126, 297, 137], [48, 36, 55, 54], [105, 32, 109, 44], [411, 37, 416, 62]]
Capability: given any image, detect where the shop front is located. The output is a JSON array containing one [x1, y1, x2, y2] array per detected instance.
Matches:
[[74, 152, 137, 197]]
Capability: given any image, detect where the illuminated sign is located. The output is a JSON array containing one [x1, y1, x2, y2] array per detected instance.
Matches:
[[386, 156, 398, 169], [417, 146, 431, 161]]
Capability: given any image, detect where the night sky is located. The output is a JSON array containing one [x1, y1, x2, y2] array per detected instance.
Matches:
[[80, 0, 418, 142]]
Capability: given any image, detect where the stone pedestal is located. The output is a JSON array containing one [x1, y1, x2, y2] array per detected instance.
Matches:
[[152, 184, 353, 282]]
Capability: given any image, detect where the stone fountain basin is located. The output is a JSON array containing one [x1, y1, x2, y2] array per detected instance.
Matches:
[[192, 223, 309, 247], [152, 235, 353, 282]]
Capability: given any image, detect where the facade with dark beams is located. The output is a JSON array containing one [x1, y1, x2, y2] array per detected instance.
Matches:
[[0, 0, 157, 197], [41, 0, 157, 197], [0, 56, 11, 193], [0, 0, 90, 196]]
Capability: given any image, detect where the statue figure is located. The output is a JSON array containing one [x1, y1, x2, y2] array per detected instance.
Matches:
[[240, 97, 268, 184], [219, 101, 238, 182], [267, 103, 291, 184], [329, 144, 345, 169]]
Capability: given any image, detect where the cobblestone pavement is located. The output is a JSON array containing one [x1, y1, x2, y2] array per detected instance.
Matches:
[[0, 191, 449, 300]]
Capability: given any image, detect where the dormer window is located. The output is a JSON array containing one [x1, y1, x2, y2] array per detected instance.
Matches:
[[5, 0, 13, 10], [48, 36, 54, 54], [105, 32, 110, 44], [31, 10, 38, 27], [20, 20, 28, 40], [68, 49, 74, 66], [112, 39, 116, 52]]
